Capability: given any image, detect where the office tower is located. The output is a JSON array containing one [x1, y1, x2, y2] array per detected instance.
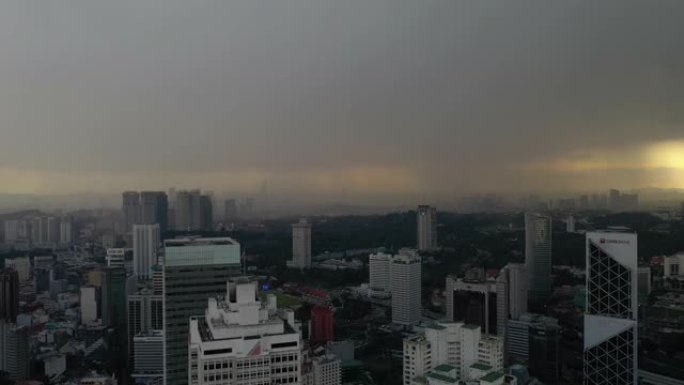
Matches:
[[525, 213, 552, 303], [289, 219, 312, 269], [190, 190, 202, 230], [59, 216, 73, 245], [151, 265, 164, 295], [1, 269, 19, 322], [566, 215, 576, 233], [224, 199, 237, 222], [133, 330, 164, 383], [128, 288, 164, 369], [240, 198, 254, 219], [417, 205, 438, 251], [199, 194, 213, 230], [311, 305, 334, 344], [123, 191, 141, 234], [133, 224, 161, 279], [368, 253, 392, 296], [102, 266, 128, 362], [496, 264, 528, 338], [187, 277, 301, 385], [80, 286, 98, 324], [446, 273, 498, 335], [140, 191, 169, 235], [390, 253, 421, 326], [164, 237, 241, 385], [402, 322, 504, 385], [584, 232, 638, 385], [637, 266, 651, 305], [4, 257, 30, 282], [529, 319, 561, 384], [507, 314, 560, 383], [0, 322, 30, 380]]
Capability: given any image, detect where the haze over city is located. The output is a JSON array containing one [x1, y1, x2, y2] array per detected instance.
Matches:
[[2, 0, 684, 209]]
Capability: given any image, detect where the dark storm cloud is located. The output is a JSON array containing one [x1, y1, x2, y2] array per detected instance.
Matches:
[[1, 0, 683, 195]]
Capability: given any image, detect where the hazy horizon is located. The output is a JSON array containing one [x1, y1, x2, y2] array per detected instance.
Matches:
[[2, 0, 684, 200]]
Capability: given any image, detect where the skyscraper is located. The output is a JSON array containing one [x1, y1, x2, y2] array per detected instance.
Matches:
[[525, 213, 552, 303], [59, 216, 74, 245], [174, 190, 192, 231], [123, 191, 141, 234], [417, 205, 437, 251], [163, 237, 241, 385], [102, 266, 128, 367], [0, 269, 19, 323], [140, 191, 169, 235], [496, 264, 529, 340], [446, 273, 498, 335], [584, 232, 638, 385], [0, 322, 30, 381], [133, 224, 161, 279], [507, 314, 560, 383], [390, 253, 421, 326], [128, 288, 164, 370], [289, 218, 312, 269]]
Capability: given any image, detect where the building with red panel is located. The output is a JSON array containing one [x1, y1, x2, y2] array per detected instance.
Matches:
[[311, 305, 334, 344]]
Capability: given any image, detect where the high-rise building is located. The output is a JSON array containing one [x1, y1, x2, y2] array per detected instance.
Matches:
[[1, 269, 19, 322], [584, 232, 638, 385], [140, 191, 169, 234], [187, 277, 301, 385], [102, 266, 128, 363], [175, 190, 192, 231], [80, 286, 98, 324], [507, 313, 560, 383], [311, 305, 334, 344], [123, 191, 141, 234], [446, 272, 498, 335], [525, 213, 552, 303], [163, 237, 241, 385], [190, 190, 202, 230], [368, 253, 392, 297], [128, 288, 164, 369], [402, 322, 504, 385], [0, 322, 30, 381], [310, 354, 342, 385], [496, 264, 528, 340], [133, 224, 160, 279], [4, 257, 30, 282], [174, 190, 206, 231], [46, 216, 60, 246], [106, 248, 127, 268], [224, 199, 237, 222], [391, 253, 421, 326], [289, 219, 312, 269], [417, 205, 437, 251]]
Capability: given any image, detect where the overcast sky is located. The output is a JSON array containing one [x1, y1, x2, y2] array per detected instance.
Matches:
[[1, 0, 683, 201]]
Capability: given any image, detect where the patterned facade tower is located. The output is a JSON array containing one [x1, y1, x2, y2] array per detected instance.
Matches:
[[584, 232, 638, 385]]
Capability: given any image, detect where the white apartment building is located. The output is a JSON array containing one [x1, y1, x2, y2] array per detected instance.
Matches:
[[403, 322, 504, 385], [188, 277, 302, 385]]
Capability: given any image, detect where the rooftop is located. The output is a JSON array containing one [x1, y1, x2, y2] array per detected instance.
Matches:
[[470, 363, 493, 371], [480, 372, 505, 383]]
